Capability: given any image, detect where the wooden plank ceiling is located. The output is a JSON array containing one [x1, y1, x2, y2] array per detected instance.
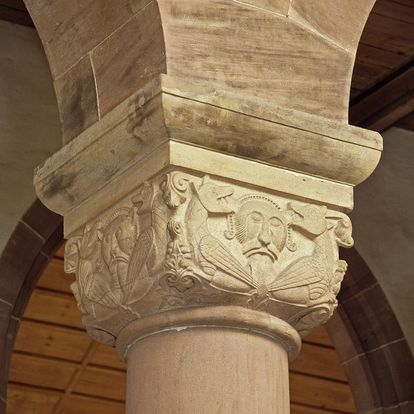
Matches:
[[349, 0, 414, 131], [7, 243, 356, 414]]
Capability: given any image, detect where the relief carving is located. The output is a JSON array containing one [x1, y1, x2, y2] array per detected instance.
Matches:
[[65, 171, 353, 344]]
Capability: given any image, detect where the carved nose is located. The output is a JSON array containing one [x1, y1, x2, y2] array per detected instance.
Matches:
[[258, 225, 271, 246]]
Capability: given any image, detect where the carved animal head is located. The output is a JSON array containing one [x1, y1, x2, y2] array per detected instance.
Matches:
[[196, 176, 235, 214], [132, 182, 154, 214], [289, 203, 327, 236], [160, 173, 190, 209]]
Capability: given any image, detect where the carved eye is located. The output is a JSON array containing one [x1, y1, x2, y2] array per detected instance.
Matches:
[[250, 212, 263, 223], [270, 218, 282, 228]]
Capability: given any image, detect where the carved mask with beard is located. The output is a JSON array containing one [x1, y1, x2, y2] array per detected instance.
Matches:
[[235, 198, 287, 262]]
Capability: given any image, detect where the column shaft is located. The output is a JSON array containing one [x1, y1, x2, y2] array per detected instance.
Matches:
[[126, 328, 289, 414]]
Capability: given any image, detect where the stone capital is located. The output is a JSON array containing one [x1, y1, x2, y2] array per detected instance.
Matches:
[[33, 76, 375, 362], [62, 168, 352, 360]]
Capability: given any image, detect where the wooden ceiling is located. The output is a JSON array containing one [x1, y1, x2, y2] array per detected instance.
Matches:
[[349, 0, 414, 132], [7, 244, 355, 414]]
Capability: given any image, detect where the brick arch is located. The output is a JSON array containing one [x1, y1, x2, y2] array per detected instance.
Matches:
[[327, 248, 414, 414], [0, 200, 62, 413]]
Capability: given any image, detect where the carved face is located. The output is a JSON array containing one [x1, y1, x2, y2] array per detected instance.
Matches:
[[235, 199, 287, 262]]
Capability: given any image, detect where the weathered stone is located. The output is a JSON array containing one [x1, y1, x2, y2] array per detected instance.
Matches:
[[64, 169, 353, 353], [34, 75, 381, 222]]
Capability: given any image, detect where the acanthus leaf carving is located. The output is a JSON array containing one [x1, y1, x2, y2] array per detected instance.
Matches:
[[65, 170, 353, 344]]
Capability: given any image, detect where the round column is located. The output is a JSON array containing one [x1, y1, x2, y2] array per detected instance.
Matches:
[[126, 328, 290, 414], [117, 307, 300, 414]]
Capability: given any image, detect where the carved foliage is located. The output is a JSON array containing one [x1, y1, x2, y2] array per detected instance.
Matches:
[[65, 171, 353, 343]]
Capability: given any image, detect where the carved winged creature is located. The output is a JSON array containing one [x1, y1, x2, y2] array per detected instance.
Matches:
[[66, 181, 168, 317], [199, 234, 256, 291], [194, 190, 336, 308], [117, 182, 165, 306], [65, 222, 106, 316], [268, 204, 333, 302], [185, 177, 233, 245]]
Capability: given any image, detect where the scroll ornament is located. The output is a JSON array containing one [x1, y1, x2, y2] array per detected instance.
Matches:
[[65, 171, 353, 345]]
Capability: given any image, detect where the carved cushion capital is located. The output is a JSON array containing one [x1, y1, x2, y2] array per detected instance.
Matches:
[[65, 170, 353, 357]]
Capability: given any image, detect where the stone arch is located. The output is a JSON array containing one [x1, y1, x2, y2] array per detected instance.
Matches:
[[0, 201, 62, 411], [0, 17, 62, 412], [24, 0, 377, 142], [328, 248, 414, 414]]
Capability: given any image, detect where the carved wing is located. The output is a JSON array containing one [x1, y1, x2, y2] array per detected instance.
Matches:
[[64, 237, 81, 273], [89, 282, 120, 308], [268, 255, 323, 292], [116, 227, 156, 303], [127, 227, 155, 281], [151, 194, 169, 254], [199, 235, 257, 288]]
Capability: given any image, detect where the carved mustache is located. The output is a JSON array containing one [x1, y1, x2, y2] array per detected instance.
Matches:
[[241, 239, 279, 261]]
